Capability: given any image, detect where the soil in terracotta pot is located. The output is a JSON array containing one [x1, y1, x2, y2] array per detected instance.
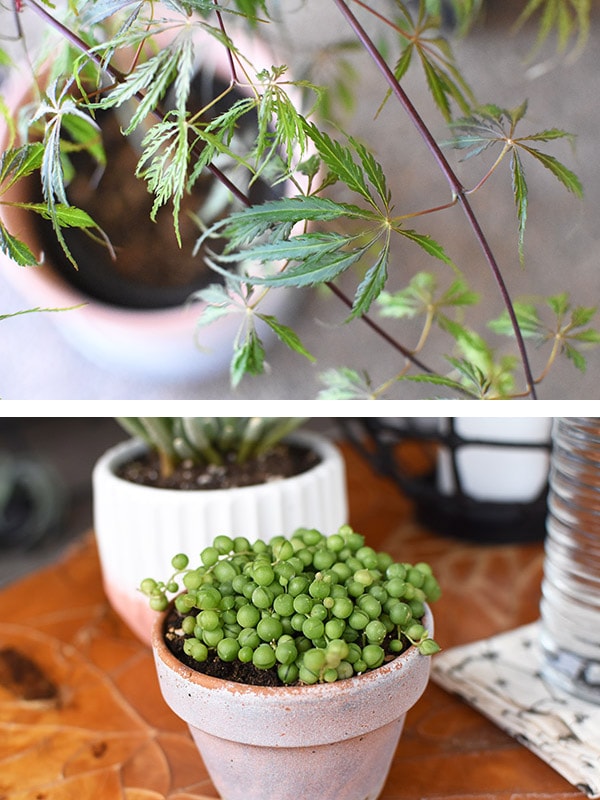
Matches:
[[162, 606, 410, 687], [116, 442, 321, 491], [35, 73, 282, 309], [165, 607, 282, 686]]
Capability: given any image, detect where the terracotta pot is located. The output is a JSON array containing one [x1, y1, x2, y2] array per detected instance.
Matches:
[[93, 430, 348, 644], [151, 604, 433, 800]]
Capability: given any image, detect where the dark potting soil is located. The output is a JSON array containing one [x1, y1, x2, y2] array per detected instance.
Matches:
[[163, 606, 409, 688], [61, 110, 216, 288], [36, 72, 282, 309], [165, 606, 283, 687], [116, 442, 321, 491], [35, 106, 225, 309]]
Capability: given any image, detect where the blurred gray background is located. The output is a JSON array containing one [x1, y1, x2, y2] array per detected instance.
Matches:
[[0, 2, 598, 399], [0, 417, 122, 586], [0, 417, 342, 586]]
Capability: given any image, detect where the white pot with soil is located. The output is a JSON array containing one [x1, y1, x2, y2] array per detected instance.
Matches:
[[93, 429, 348, 644]]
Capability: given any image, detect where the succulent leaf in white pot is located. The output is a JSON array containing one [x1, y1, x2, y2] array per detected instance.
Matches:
[[93, 418, 348, 644]]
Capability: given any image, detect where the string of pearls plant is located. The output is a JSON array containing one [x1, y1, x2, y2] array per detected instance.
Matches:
[[141, 524, 441, 685]]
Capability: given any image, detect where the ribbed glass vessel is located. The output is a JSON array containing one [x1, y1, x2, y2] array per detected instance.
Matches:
[[539, 418, 600, 703]]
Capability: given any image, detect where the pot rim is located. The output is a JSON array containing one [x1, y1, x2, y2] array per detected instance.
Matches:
[[152, 601, 433, 698], [93, 428, 342, 498], [151, 599, 433, 745]]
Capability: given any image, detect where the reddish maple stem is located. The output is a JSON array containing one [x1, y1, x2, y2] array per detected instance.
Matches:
[[333, 0, 537, 399]]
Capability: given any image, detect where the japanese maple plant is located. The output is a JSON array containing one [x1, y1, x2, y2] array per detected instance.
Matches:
[[0, 0, 597, 397]]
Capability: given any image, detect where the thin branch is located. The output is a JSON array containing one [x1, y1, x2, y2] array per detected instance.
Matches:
[[465, 143, 511, 195], [22, 0, 127, 82], [22, 0, 251, 206], [212, 0, 240, 83], [326, 282, 435, 374], [333, 0, 538, 399]]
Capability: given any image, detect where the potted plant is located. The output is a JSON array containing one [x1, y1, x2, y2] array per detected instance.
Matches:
[[93, 417, 348, 643], [0, 1, 598, 396], [142, 523, 441, 800], [0, 17, 301, 381]]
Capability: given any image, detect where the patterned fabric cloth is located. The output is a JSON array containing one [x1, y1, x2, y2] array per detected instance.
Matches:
[[432, 622, 600, 798]]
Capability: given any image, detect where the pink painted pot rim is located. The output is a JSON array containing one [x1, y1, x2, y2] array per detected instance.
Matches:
[[151, 601, 433, 746]]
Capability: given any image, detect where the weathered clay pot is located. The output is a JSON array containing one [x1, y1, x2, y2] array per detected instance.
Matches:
[[93, 430, 348, 644], [151, 605, 433, 800]]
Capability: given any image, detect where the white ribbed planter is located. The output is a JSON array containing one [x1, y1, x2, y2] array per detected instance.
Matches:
[[151, 604, 433, 800], [93, 430, 348, 644]]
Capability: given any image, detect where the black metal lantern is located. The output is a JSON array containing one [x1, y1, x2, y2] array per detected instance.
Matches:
[[340, 418, 551, 544]]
